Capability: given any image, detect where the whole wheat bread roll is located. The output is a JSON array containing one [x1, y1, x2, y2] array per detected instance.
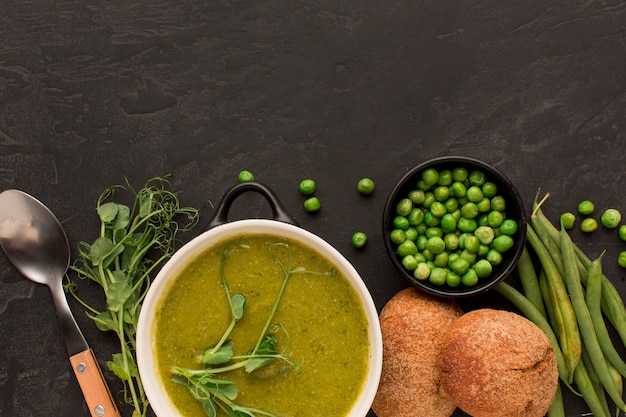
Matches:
[[438, 308, 558, 417], [372, 287, 463, 417]]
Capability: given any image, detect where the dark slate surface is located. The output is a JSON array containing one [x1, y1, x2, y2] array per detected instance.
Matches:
[[1, 1, 625, 416]]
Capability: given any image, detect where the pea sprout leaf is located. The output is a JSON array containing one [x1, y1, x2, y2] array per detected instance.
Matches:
[[97, 202, 119, 223], [201, 341, 234, 365], [112, 204, 131, 230], [106, 280, 134, 312], [231, 294, 246, 321], [90, 237, 114, 266]]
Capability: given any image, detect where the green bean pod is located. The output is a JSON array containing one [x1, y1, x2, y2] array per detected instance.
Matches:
[[527, 226, 580, 382], [517, 245, 547, 318], [579, 348, 611, 417], [560, 226, 626, 411], [546, 383, 565, 417], [585, 251, 626, 378], [533, 206, 626, 347], [531, 208, 565, 276], [495, 282, 572, 388]]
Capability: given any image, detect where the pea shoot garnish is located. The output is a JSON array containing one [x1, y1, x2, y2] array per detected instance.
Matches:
[[172, 242, 333, 417], [65, 176, 201, 417]]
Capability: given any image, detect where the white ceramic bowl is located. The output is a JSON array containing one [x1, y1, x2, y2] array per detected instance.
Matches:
[[136, 218, 383, 417]]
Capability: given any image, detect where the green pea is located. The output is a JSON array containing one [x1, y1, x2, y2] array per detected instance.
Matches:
[[414, 253, 427, 264], [422, 192, 436, 209], [414, 263, 431, 280], [619, 225, 626, 241], [417, 180, 431, 191], [560, 212, 576, 229], [578, 199, 595, 215], [581, 218, 598, 233], [499, 219, 518, 236], [429, 267, 448, 285], [441, 213, 457, 233], [299, 179, 316, 195], [476, 198, 491, 213], [393, 215, 410, 230], [477, 244, 490, 257], [447, 252, 460, 266], [446, 271, 461, 287], [477, 214, 489, 227], [416, 235, 428, 251], [618, 251, 626, 269], [426, 236, 446, 254], [421, 168, 439, 186], [481, 182, 498, 198], [443, 197, 459, 213], [444, 233, 459, 251], [404, 227, 418, 241], [238, 170, 255, 182], [303, 197, 320, 212], [416, 222, 427, 236], [425, 227, 443, 238], [601, 208, 621, 229], [434, 252, 449, 268], [486, 249, 502, 265], [389, 229, 406, 244], [490, 196, 506, 212], [461, 202, 479, 219], [487, 211, 504, 228], [464, 235, 480, 253], [408, 190, 425, 204], [397, 240, 418, 257], [430, 202, 447, 218], [357, 178, 375, 195], [473, 259, 493, 278], [434, 186, 451, 202], [450, 182, 467, 198], [493, 234, 514, 252], [396, 198, 413, 216], [422, 249, 434, 261], [437, 169, 453, 186], [408, 208, 425, 226], [461, 269, 479, 286], [459, 249, 477, 265], [474, 226, 495, 245], [352, 232, 368, 248], [423, 211, 440, 227], [452, 167, 468, 182], [450, 208, 462, 221], [466, 185, 484, 203], [402, 255, 418, 271], [468, 170, 486, 186], [449, 257, 470, 275], [458, 217, 477, 233]]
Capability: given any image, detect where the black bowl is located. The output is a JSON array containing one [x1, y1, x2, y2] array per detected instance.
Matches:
[[383, 156, 527, 298]]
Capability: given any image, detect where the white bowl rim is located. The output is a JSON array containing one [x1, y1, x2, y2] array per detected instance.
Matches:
[[136, 218, 383, 417]]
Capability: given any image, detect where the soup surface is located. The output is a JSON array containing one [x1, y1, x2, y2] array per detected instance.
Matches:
[[153, 233, 370, 417]]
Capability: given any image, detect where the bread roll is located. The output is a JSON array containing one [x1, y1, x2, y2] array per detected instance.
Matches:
[[438, 308, 558, 417], [372, 287, 463, 417]]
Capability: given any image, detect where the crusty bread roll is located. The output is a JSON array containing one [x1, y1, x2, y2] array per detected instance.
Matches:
[[372, 287, 463, 417], [438, 308, 558, 417]]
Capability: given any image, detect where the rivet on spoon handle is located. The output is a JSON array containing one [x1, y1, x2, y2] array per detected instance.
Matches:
[[69, 348, 121, 417]]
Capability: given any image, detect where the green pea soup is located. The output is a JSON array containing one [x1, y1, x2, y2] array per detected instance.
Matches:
[[153, 233, 371, 417]]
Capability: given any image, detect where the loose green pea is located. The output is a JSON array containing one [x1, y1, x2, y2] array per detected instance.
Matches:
[[463, 235, 480, 253], [578, 200, 595, 215], [437, 170, 453, 186], [416, 234, 428, 251], [422, 192, 436, 209], [486, 249, 503, 265], [423, 211, 440, 227], [476, 198, 491, 213], [490, 196, 506, 212], [417, 179, 431, 191], [450, 257, 470, 275], [414, 263, 431, 280], [458, 217, 477, 233], [474, 259, 493, 278], [452, 167, 468, 182], [299, 179, 316, 195], [461, 202, 479, 219], [499, 219, 518, 236], [618, 251, 626, 269], [444, 233, 459, 250], [580, 218, 598, 233], [402, 255, 418, 271], [425, 227, 443, 238], [468, 170, 486, 186], [408, 190, 425, 204], [430, 202, 447, 218], [396, 198, 413, 216], [393, 216, 410, 230], [408, 208, 425, 225], [426, 236, 446, 254], [601, 208, 621, 229], [477, 244, 490, 257], [397, 240, 418, 257], [421, 168, 439, 186], [441, 214, 457, 233], [238, 170, 255, 182], [487, 211, 504, 228], [450, 182, 467, 198], [443, 197, 459, 213], [477, 214, 489, 227], [493, 234, 514, 252], [461, 269, 479, 286], [434, 252, 449, 268], [481, 182, 497, 198], [416, 223, 427, 235], [474, 226, 495, 245], [429, 267, 448, 285], [303, 197, 320, 212], [352, 232, 368, 248], [357, 178, 375, 195], [466, 186, 484, 203], [390, 229, 406, 244], [434, 186, 451, 202], [619, 225, 626, 241], [404, 227, 418, 241], [446, 271, 461, 287], [560, 212, 576, 229], [460, 249, 477, 265]]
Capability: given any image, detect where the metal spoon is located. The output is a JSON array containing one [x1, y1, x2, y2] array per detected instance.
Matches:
[[0, 189, 120, 417]]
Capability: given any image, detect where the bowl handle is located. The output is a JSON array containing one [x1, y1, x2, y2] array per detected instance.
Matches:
[[205, 182, 298, 230]]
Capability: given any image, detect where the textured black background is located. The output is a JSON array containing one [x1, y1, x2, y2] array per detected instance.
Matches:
[[1, 1, 625, 416]]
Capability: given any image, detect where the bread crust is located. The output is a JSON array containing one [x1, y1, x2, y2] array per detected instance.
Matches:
[[438, 308, 558, 417], [372, 287, 463, 417]]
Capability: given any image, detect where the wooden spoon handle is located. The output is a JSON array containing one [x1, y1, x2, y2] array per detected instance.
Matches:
[[69, 349, 121, 417]]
